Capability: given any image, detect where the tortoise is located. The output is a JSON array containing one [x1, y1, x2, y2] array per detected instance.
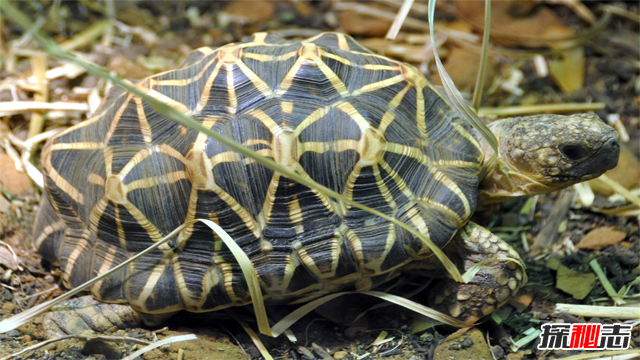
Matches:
[[33, 32, 620, 328]]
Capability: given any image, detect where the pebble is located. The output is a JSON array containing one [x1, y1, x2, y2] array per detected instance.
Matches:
[[1, 301, 16, 314], [491, 345, 504, 359], [333, 350, 349, 360]]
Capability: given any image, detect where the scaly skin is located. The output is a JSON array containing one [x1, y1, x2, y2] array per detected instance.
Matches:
[[424, 111, 619, 323], [427, 222, 527, 324], [479, 112, 620, 203]]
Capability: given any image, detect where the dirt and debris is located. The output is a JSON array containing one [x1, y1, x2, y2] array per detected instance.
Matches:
[[0, 1, 638, 359]]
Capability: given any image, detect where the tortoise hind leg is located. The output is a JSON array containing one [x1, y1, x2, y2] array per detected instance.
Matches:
[[41, 296, 174, 338], [32, 193, 66, 263], [428, 222, 527, 324]]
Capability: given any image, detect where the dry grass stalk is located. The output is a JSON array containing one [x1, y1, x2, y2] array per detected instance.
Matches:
[[59, 19, 111, 51], [333, 1, 429, 32], [607, 114, 631, 143], [529, 189, 573, 255], [375, 0, 429, 15], [28, 55, 48, 139], [554, 303, 640, 319], [593, 175, 640, 208], [1, 139, 24, 172], [385, 0, 415, 40], [599, 4, 640, 24], [27, 63, 86, 82], [478, 102, 606, 117], [228, 310, 273, 360], [0, 101, 89, 113], [544, 0, 597, 24], [574, 182, 595, 207], [121, 334, 197, 360]]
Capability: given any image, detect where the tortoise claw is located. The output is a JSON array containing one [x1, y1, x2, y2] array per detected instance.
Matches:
[[427, 223, 527, 323]]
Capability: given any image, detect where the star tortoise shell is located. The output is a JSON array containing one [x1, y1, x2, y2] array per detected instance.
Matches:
[[34, 32, 484, 314]]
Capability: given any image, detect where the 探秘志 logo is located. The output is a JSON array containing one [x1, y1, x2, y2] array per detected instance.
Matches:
[[538, 323, 632, 350]]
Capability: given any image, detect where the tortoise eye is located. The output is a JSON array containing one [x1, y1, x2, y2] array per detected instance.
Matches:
[[561, 145, 589, 161]]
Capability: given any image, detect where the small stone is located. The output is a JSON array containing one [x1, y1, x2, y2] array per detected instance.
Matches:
[[83, 341, 122, 359], [0, 195, 9, 213], [491, 345, 504, 359], [506, 351, 527, 360], [1, 301, 16, 314], [333, 350, 348, 360]]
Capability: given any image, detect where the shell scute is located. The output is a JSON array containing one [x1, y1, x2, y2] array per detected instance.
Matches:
[[35, 33, 483, 313]]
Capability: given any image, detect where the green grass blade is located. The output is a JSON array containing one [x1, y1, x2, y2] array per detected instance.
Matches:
[[427, 0, 498, 153], [198, 219, 272, 336], [227, 309, 274, 360], [270, 291, 471, 337], [471, 0, 491, 110]]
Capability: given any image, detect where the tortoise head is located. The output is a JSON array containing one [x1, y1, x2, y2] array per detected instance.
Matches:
[[479, 112, 620, 203]]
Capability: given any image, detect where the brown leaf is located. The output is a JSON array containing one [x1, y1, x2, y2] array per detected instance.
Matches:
[[223, 0, 275, 25], [431, 46, 499, 93], [454, 0, 574, 48], [577, 226, 627, 250], [548, 46, 585, 93], [0, 153, 33, 195], [589, 142, 640, 195], [339, 12, 392, 37]]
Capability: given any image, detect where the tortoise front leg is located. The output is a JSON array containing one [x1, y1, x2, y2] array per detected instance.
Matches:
[[428, 222, 527, 324]]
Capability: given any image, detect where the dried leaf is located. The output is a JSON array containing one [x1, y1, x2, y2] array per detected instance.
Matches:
[[0, 153, 33, 195], [548, 46, 585, 93], [589, 142, 640, 195], [431, 46, 498, 93], [577, 226, 627, 250], [556, 265, 596, 300], [222, 0, 275, 25], [454, 0, 574, 47]]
